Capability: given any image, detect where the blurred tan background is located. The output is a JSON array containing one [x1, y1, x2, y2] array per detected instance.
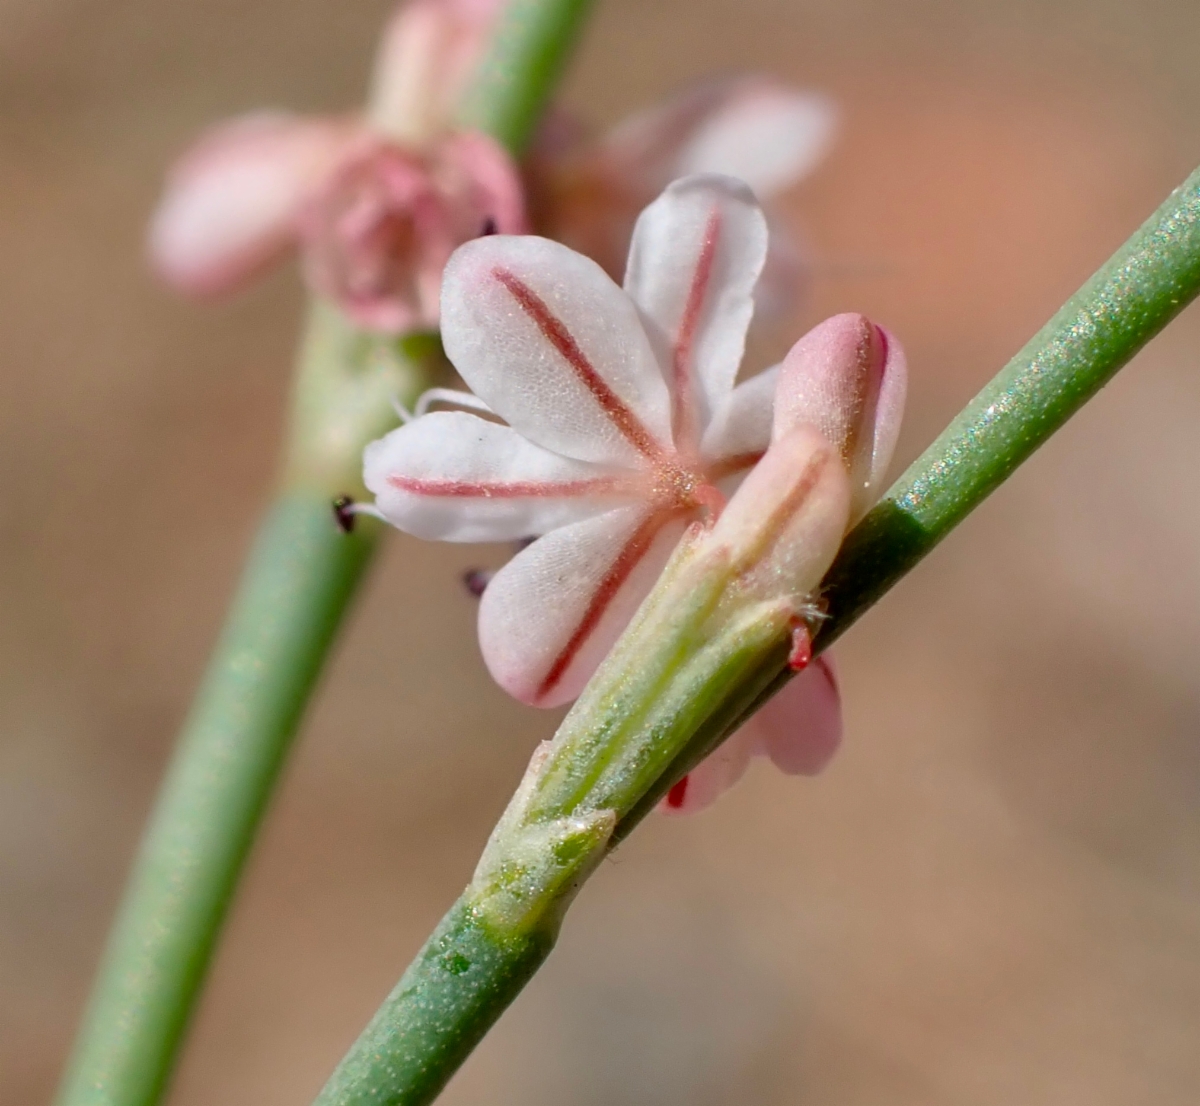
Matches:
[[5, 0, 1200, 1102]]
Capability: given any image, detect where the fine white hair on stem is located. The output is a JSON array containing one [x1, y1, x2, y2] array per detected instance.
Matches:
[[348, 501, 388, 521]]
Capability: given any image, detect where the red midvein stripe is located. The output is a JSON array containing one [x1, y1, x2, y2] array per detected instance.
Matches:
[[748, 449, 830, 566], [536, 511, 667, 701], [671, 208, 722, 445], [706, 450, 765, 482], [387, 475, 622, 498], [492, 267, 665, 461]]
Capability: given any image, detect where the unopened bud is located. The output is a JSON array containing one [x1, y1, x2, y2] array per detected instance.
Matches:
[[773, 312, 906, 522], [708, 425, 851, 609], [368, 0, 503, 145]]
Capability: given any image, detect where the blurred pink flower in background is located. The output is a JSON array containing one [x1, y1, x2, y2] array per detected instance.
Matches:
[[528, 74, 836, 329], [298, 132, 524, 331], [148, 0, 525, 332], [149, 0, 835, 335]]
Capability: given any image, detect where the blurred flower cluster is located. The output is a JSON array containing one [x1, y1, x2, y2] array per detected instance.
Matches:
[[149, 0, 834, 335], [149, 0, 524, 332]]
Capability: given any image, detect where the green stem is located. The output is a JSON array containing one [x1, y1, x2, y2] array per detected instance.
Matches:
[[314, 162, 1200, 1106], [458, 0, 597, 154], [56, 494, 381, 1106], [315, 898, 556, 1106], [56, 302, 427, 1106], [734, 159, 1200, 736]]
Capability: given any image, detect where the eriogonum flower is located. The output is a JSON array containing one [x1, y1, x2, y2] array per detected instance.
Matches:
[[528, 75, 836, 327], [366, 173, 778, 704], [362, 172, 906, 810], [147, 0, 525, 332]]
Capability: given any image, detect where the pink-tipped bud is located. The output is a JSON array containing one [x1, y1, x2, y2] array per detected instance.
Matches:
[[709, 425, 851, 609], [773, 313, 907, 523], [368, 0, 504, 145]]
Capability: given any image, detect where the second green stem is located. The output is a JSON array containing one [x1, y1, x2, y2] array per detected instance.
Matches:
[[55, 495, 381, 1106]]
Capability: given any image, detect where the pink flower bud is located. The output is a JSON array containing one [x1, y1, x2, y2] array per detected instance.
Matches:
[[299, 131, 527, 332], [368, 0, 505, 144], [707, 424, 851, 609], [773, 313, 907, 522]]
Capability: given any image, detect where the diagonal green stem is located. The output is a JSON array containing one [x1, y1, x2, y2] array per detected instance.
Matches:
[[717, 158, 1200, 754], [55, 2, 599, 1103], [313, 162, 1200, 1106], [821, 172, 1200, 640]]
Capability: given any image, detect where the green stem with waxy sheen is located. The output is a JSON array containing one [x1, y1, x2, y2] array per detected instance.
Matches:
[[55, 306, 426, 1106], [314, 161, 1200, 1106], [56, 2, 600, 1102], [55, 492, 380, 1106], [458, 0, 597, 153], [316, 524, 790, 1106]]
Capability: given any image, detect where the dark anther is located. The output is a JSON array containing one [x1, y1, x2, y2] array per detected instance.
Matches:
[[462, 569, 492, 597], [332, 495, 356, 533], [480, 216, 498, 237]]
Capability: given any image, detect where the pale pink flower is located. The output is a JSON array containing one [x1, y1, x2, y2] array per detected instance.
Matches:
[[147, 0, 523, 332], [528, 75, 836, 326], [363, 174, 906, 811], [366, 173, 778, 705], [147, 112, 357, 299], [299, 132, 525, 332]]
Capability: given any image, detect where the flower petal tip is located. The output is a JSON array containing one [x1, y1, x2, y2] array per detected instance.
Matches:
[[758, 655, 842, 776], [148, 112, 353, 298]]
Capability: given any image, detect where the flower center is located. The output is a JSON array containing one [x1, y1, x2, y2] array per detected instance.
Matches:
[[652, 460, 725, 520]]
